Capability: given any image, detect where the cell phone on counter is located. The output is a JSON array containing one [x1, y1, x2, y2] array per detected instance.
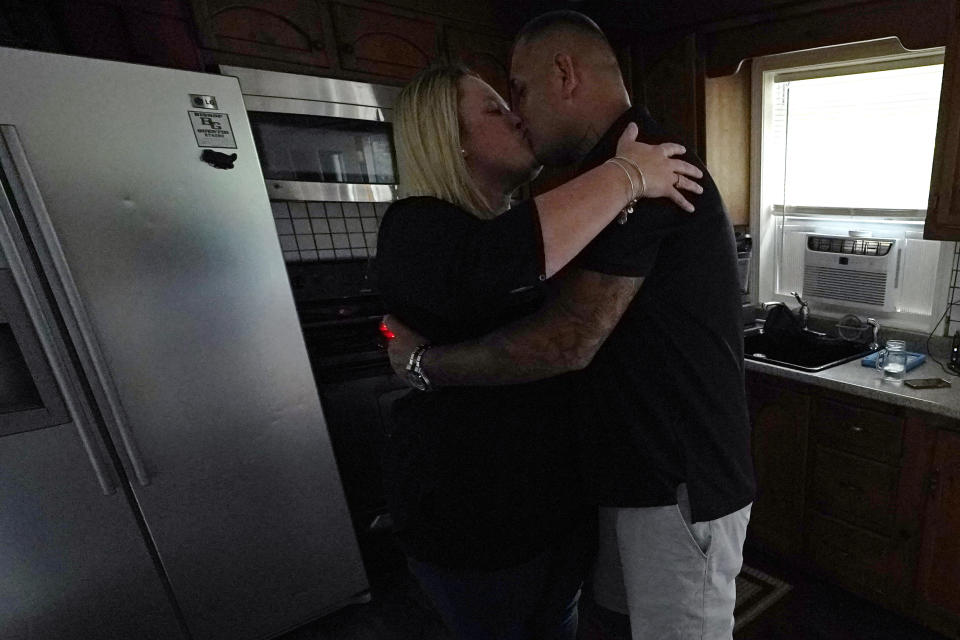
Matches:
[[904, 378, 951, 389]]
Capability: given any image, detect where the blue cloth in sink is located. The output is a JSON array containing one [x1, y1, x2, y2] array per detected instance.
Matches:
[[861, 351, 925, 372]]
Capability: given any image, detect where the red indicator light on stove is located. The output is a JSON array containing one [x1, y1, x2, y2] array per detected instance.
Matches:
[[379, 321, 395, 340]]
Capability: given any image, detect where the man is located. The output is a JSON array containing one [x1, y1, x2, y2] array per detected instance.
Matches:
[[383, 11, 754, 639]]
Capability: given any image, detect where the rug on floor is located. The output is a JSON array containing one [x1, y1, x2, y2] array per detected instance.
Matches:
[[734, 564, 792, 632], [578, 563, 792, 639]]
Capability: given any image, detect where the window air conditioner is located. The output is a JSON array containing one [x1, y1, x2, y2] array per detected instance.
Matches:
[[802, 235, 899, 312]]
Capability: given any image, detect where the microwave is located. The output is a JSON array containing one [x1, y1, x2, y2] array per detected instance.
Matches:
[[221, 66, 401, 203]]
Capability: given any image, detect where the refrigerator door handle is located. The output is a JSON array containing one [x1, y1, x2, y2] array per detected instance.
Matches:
[[0, 125, 150, 488], [0, 126, 120, 495]]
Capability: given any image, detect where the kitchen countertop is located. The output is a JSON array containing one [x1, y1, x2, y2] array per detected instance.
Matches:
[[745, 354, 960, 422]]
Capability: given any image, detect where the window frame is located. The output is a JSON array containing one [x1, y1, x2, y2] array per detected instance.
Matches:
[[750, 38, 954, 332]]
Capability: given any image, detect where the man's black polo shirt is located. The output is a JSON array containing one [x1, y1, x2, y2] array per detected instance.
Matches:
[[572, 106, 755, 523]]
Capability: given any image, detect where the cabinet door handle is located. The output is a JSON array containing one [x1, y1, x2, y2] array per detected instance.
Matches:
[[849, 425, 865, 434]]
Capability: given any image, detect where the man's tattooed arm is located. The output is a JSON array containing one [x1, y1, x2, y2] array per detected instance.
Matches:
[[393, 268, 643, 386]]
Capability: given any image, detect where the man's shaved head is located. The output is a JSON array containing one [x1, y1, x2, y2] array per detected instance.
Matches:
[[508, 10, 630, 166], [513, 10, 620, 78]]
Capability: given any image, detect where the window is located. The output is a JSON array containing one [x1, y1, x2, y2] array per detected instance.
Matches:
[[752, 39, 951, 331]]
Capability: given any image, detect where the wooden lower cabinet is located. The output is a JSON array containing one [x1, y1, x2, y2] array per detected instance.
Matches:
[[917, 429, 960, 638], [746, 376, 809, 557], [806, 511, 892, 601], [809, 446, 900, 536], [747, 373, 958, 636]]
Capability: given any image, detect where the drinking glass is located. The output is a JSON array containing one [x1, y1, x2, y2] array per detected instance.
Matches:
[[875, 339, 908, 381]]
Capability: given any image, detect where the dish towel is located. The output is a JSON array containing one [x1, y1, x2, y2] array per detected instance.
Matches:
[[861, 351, 926, 372]]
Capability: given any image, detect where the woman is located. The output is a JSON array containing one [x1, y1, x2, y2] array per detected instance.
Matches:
[[374, 64, 701, 640]]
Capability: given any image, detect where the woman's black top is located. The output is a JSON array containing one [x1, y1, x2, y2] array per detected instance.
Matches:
[[375, 196, 586, 571]]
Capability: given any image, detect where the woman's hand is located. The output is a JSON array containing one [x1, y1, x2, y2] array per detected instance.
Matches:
[[382, 314, 426, 382], [615, 122, 704, 213]]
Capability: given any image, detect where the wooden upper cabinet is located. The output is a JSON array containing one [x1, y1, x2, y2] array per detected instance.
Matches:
[[330, 3, 437, 81], [444, 27, 511, 99], [190, 0, 331, 68], [634, 33, 705, 157], [925, 2, 960, 240]]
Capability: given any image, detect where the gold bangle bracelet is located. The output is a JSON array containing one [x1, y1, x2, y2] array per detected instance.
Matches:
[[605, 158, 637, 202], [614, 155, 646, 200], [606, 158, 640, 225]]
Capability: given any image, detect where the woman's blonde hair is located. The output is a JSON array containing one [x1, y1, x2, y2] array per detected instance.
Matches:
[[393, 64, 495, 219]]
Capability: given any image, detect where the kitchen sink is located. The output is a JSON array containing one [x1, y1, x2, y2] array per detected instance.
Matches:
[[744, 329, 877, 372]]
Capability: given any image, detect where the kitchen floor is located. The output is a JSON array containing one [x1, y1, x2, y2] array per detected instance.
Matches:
[[734, 549, 950, 640], [275, 545, 949, 640]]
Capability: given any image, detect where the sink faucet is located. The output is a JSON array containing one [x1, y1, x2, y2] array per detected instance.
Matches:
[[790, 292, 810, 330], [865, 318, 881, 350]]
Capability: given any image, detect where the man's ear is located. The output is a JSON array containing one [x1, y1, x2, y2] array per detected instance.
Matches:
[[554, 53, 579, 99]]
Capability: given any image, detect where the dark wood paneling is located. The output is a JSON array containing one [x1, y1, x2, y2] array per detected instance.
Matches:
[[0, 1, 61, 51], [704, 62, 750, 226], [700, 0, 955, 77], [443, 26, 510, 98], [52, 1, 201, 70]]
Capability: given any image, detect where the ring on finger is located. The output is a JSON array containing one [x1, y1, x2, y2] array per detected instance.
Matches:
[[674, 174, 682, 188]]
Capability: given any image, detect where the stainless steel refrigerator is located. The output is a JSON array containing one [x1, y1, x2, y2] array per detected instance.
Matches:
[[0, 47, 368, 640]]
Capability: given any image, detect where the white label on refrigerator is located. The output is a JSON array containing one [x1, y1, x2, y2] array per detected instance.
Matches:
[[188, 111, 237, 149]]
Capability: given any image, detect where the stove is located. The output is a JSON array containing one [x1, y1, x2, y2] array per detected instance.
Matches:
[[287, 260, 408, 576]]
